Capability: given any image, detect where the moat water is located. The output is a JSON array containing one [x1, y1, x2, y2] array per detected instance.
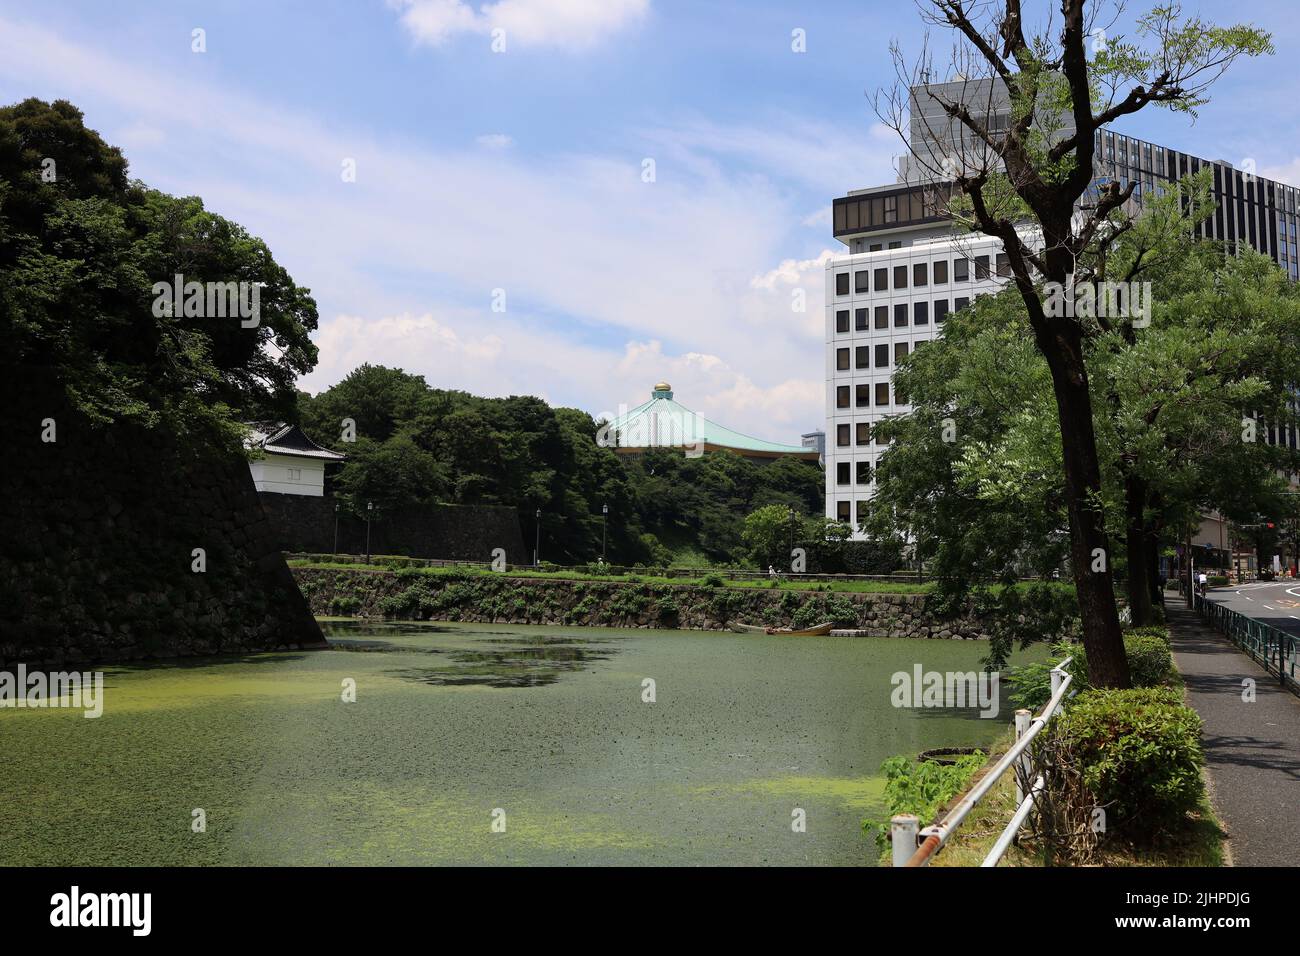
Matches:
[[0, 621, 1041, 865]]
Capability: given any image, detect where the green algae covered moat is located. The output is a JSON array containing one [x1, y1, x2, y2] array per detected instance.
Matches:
[[1, 623, 1041, 866]]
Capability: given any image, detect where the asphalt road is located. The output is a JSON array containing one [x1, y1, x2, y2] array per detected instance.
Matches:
[[1201, 580, 1300, 637], [1167, 600, 1300, 866]]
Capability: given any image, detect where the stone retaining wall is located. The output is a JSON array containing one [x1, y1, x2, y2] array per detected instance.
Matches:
[[294, 567, 989, 638], [3, 382, 324, 668]]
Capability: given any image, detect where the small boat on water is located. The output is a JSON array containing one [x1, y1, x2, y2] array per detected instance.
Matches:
[[730, 622, 834, 636]]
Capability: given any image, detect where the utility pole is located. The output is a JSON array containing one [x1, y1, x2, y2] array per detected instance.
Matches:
[[365, 501, 373, 565], [601, 503, 608, 563], [788, 506, 796, 570]]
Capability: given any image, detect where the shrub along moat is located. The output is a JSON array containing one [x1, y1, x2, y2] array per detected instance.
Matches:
[[291, 566, 989, 638]]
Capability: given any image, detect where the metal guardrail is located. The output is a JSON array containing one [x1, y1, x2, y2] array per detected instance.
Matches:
[[1196, 592, 1300, 691], [891, 658, 1075, 868]]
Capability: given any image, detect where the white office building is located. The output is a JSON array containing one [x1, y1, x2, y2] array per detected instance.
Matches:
[[824, 223, 1013, 533], [824, 81, 1300, 534]]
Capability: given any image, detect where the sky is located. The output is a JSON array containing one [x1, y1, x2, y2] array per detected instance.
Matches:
[[3, 0, 1300, 443]]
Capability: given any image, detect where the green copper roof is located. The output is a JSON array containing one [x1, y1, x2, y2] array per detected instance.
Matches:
[[602, 383, 813, 455]]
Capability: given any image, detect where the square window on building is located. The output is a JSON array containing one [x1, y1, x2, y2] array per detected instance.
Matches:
[[874, 305, 889, 329], [836, 347, 849, 370], [913, 262, 928, 287], [856, 499, 870, 523], [974, 255, 990, 279], [996, 253, 1010, 277], [856, 459, 871, 482], [836, 385, 850, 409], [837, 461, 851, 484], [888, 241, 902, 249], [954, 296, 970, 312], [935, 299, 949, 323], [874, 267, 888, 290], [836, 500, 851, 523], [933, 260, 949, 284], [855, 308, 868, 331], [855, 270, 870, 293], [836, 310, 850, 333], [954, 258, 970, 282], [855, 346, 869, 369], [895, 341, 909, 363], [914, 301, 929, 325], [869, 243, 883, 252], [836, 273, 850, 296], [875, 382, 890, 406], [893, 265, 908, 289], [875, 343, 889, 367], [856, 383, 870, 407], [836, 423, 850, 446], [894, 303, 908, 327]]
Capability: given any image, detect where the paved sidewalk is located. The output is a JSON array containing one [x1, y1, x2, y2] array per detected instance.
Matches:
[[1167, 604, 1300, 866]]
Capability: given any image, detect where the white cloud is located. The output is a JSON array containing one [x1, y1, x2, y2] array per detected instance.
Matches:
[[801, 206, 832, 228], [1260, 157, 1300, 189], [114, 122, 166, 148], [639, 115, 899, 197], [475, 132, 514, 149], [389, 0, 650, 51], [749, 249, 834, 292], [0, 14, 829, 438]]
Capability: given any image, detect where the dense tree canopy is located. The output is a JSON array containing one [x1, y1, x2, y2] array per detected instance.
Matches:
[[869, 177, 1300, 630], [880, 0, 1273, 686], [296, 364, 825, 567], [2, 98, 318, 448]]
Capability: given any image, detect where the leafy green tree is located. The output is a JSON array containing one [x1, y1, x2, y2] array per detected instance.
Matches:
[[869, 181, 1300, 630], [2, 98, 317, 450], [879, 2, 1273, 685], [297, 368, 824, 567], [742, 504, 797, 569]]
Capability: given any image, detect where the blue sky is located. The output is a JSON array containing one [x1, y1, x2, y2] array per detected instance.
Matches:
[[3, 0, 1299, 440]]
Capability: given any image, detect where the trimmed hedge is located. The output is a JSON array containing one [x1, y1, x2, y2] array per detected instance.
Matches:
[[1005, 627, 1176, 712], [1121, 634, 1177, 687], [1053, 687, 1204, 840], [1067, 631, 1175, 691]]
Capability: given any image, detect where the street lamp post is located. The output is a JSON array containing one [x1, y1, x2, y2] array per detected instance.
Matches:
[[534, 508, 542, 568], [601, 503, 609, 563], [365, 501, 373, 565], [333, 500, 340, 557], [788, 506, 797, 571]]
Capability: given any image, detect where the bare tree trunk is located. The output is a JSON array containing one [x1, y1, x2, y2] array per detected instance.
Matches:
[[1039, 324, 1132, 689], [1124, 473, 1156, 626]]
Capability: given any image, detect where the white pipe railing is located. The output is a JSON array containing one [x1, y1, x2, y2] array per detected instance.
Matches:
[[981, 774, 1043, 866], [892, 657, 1074, 867]]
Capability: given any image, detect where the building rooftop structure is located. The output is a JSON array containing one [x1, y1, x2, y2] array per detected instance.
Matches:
[[246, 422, 347, 461], [601, 384, 819, 462]]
